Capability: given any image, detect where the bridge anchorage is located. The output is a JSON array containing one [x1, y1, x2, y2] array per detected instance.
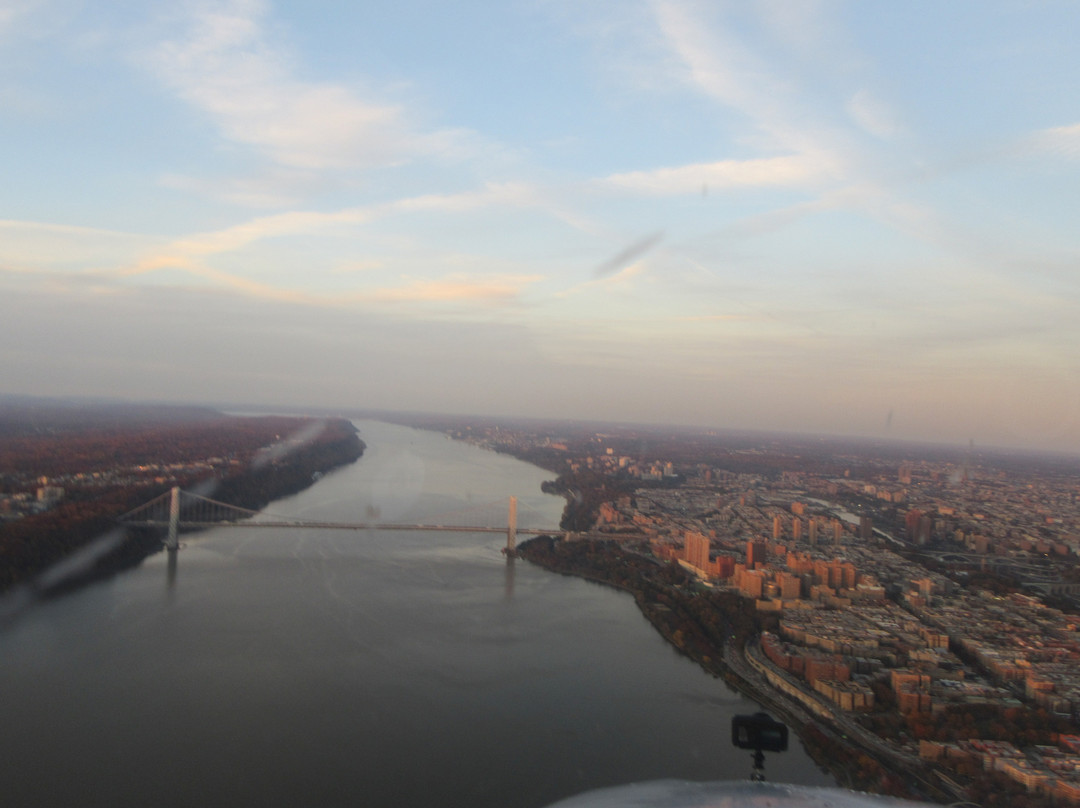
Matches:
[[117, 488, 559, 555]]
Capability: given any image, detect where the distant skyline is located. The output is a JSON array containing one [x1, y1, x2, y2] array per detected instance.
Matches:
[[2, 1, 1079, 452]]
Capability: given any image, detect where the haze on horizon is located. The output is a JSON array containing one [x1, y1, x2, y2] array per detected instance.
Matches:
[[2, 1, 1079, 454]]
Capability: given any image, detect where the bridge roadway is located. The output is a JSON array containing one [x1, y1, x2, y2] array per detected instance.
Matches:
[[123, 520, 562, 535]]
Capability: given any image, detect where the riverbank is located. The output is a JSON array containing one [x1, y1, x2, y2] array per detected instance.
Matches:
[[516, 536, 760, 687], [6, 418, 365, 599], [516, 534, 938, 802]]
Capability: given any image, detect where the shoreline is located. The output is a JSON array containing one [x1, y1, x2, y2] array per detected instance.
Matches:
[[19, 422, 365, 601], [446, 432, 943, 801], [316, 425, 946, 802], [515, 535, 944, 803]]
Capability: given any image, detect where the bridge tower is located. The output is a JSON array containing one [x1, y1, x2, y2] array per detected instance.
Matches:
[[166, 486, 181, 551], [506, 496, 517, 555]]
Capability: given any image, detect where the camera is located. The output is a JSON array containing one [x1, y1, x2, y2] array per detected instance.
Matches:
[[731, 712, 788, 753]]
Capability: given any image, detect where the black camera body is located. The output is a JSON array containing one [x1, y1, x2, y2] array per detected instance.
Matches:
[[731, 712, 788, 753]]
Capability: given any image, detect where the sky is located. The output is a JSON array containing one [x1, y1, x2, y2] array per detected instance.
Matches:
[[2, 0, 1079, 452]]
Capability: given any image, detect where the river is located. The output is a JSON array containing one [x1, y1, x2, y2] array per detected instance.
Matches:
[[0, 420, 833, 807]]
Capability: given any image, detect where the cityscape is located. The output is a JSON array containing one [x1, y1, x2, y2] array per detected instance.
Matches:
[[6, 402, 1080, 806], [425, 415, 1080, 805]]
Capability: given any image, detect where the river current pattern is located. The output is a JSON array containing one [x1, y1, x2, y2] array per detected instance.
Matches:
[[0, 420, 833, 807]]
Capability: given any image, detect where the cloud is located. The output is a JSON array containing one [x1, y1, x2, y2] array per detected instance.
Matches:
[[108, 206, 546, 307], [141, 0, 450, 171], [116, 206, 378, 280], [389, 183, 532, 215], [1024, 122, 1080, 161], [391, 182, 601, 235], [602, 154, 827, 195], [47, 240, 543, 309], [847, 89, 900, 140], [0, 6, 17, 33], [159, 169, 324, 208], [367, 274, 543, 305], [331, 259, 383, 275], [0, 0, 37, 35], [647, 0, 852, 176], [754, 0, 837, 57], [675, 313, 752, 322], [649, 0, 799, 149], [0, 219, 159, 273], [649, 0, 750, 107], [119, 181, 579, 291]]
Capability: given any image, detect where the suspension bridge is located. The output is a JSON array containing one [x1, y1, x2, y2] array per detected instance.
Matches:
[[117, 486, 564, 555]]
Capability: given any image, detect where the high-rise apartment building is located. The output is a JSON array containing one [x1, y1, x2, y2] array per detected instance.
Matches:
[[747, 540, 768, 569]]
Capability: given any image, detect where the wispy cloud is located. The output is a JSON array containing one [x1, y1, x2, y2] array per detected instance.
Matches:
[[639, 0, 991, 270], [141, 0, 460, 172], [331, 259, 383, 275], [118, 181, 584, 287], [675, 313, 752, 322], [753, 0, 838, 59], [0, 219, 159, 272], [391, 182, 601, 235], [85, 187, 552, 308], [367, 274, 543, 304], [114, 207, 373, 279], [846, 89, 901, 140], [115, 249, 542, 308], [389, 183, 537, 215], [158, 169, 326, 208], [602, 154, 828, 195], [1024, 122, 1080, 161], [0, 0, 37, 36], [648, 0, 756, 108], [649, 0, 832, 158]]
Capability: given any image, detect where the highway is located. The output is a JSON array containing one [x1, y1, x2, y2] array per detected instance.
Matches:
[[723, 636, 963, 802]]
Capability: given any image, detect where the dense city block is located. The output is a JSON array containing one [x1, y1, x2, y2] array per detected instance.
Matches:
[[401, 414, 1080, 806]]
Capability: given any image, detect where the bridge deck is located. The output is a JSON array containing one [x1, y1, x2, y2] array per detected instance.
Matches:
[[122, 520, 561, 535]]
